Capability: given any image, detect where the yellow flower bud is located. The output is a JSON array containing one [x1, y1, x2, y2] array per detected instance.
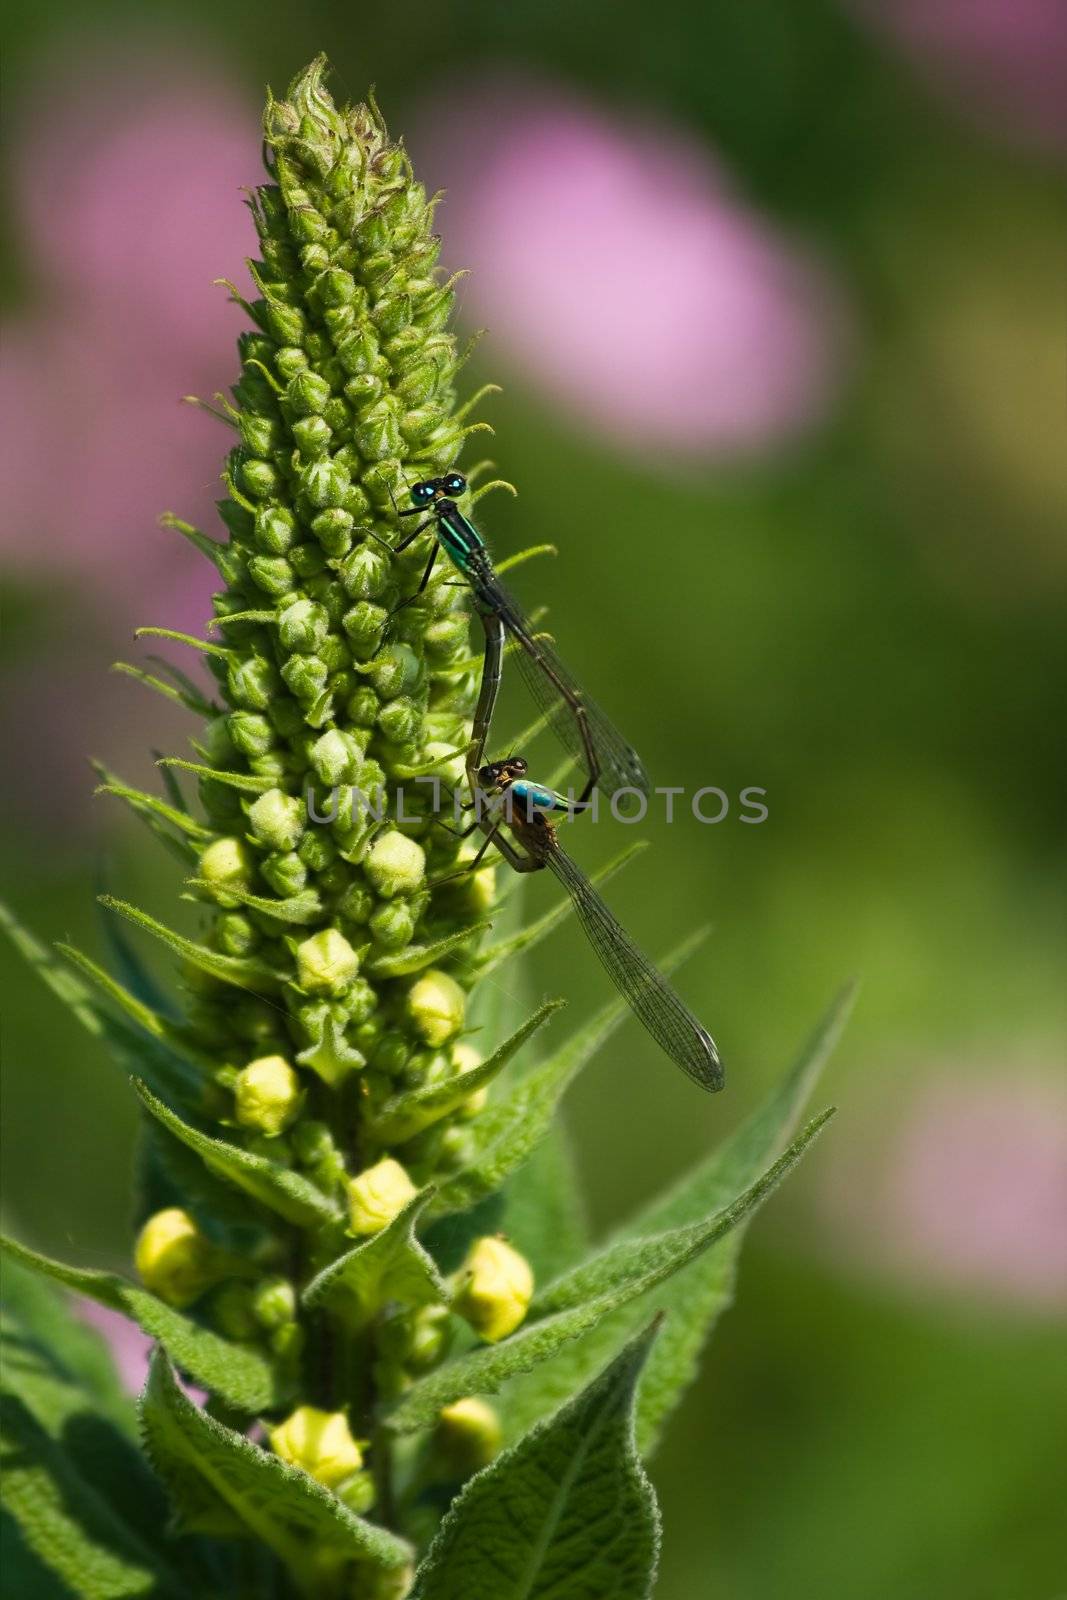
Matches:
[[453, 1236, 534, 1343], [407, 968, 465, 1046], [296, 928, 360, 994], [269, 1405, 362, 1488], [233, 1054, 303, 1136], [198, 837, 253, 904], [437, 1396, 503, 1472], [451, 1042, 488, 1116], [347, 1157, 418, 1235], [364, 829, 426, 897], [134, 1208, 217, 1308]]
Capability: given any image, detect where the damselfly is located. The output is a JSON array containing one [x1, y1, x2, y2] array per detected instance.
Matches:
[[387, 472, 649, 803], [442, 755, 723, 1092]]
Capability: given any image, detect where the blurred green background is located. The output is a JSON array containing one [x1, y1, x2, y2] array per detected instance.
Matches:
[[2, 2, 1065, 1596]]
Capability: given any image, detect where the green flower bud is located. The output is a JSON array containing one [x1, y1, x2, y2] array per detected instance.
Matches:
[[278, 597, 329, 654], [198, 837, 253, 900], [337, 543, 390, 601], [298, 828, 337, 871], [424, 613, 470, 661], [407, 968, 465, 1046], [297, 928, 360, 994], [280, 653, 328, 702], [342, 600, 389, 655], [239, 412, 281, 456], [286, 369, 331, 415], [248, 787, 305, 851], [364, 830, 426, 897], [368, 898, 416, 951], [377, 696, 420, 745], [291, 1119, 336, 1166], [292, 415, 332, 458], [254, 503, 298, 554], [269, 1405, 362, 1489], [240, 457, 280, 500], [301, 456, 351, 509], [289, 540, 328, 578], [260, 850, 307, 898], [228, 711, 276, 759], [199, 714, 237, 766], [247, 554, 296, 596], [338, 1470, 376, 1514], [338, 881, 374, 924], [318, 266, 357, 306], [251, 1274, 298, 1329], [228, 654, 281, 709], [370, 642, 421, 699], [234, 1054, 303, 1136], [134, 1208, 218, 1308], [453, 1236, 534, 1343], [211, 1281, 258, 1341], [216, 912, 260, 957], [406, 1304, 453, 1371], [273, 345, 309, 380], [269, 696, 305, 739], [436, 1397, 503, 1472], [347, 1157, 418, 1235], [345, 684, 381, 726], [310, 507, 354, 557], [310, 728, 358, 785]]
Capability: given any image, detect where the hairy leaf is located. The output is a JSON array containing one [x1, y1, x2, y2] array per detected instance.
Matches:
[[302, 1191, 445, 1322], [502, 985, 854, 1450], [387, 1112, 831, 1433], [135, 1081, 337, 1228], [0, 1235, 279, 1413], [372, 1000, 564, 1145], [366, 921, 492, 979], [409, 1322, 660, 1600], [140, 1350, 411, 1589]]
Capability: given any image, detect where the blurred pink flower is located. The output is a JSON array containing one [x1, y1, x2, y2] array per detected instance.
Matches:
[[1, 51, 259, 622], [820, 1069, 1067, 1310], [413, 78, 844, 458], [856, 0, 1067, 154], [76, 1297, 206, 1403]]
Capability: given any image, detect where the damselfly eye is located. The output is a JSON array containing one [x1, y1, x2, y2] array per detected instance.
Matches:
[[445, 473, 466, 495], [411, 482, 433, 504]]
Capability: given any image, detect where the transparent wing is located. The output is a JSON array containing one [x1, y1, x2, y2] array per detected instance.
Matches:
[[545, 840, 723, 1092], [483, 575, 651, 799]]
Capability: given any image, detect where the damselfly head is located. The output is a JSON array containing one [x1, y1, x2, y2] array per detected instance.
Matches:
[[478, 755, 527, 791], [409, 472, 466, 508], [409, 480, 436, 506], [442, 472, 467, 497]]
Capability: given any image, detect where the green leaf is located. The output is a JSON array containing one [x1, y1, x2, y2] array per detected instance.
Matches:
[[0, 1394, 184, 1599], [57, 944, 210, 1076], [497, 1123, 590, 1282], [94, 772, 214, 842], [427, 936, 706, 1220], [502, 984, 855, 1451], [365, 921, 492, 979], [302, 1191, 445, 1322], [185, 878, 324, 926], [0, 902, 202, 1109], [99, 896, 281, 993], [140, 1350, 412, 1592], [111, 659, 213, 716], [157, 757, 275, 793], [372, 1000, 565, 1145], [476, 840, 647, 977], [0, 1235, 279, 1413], [409, 1322, 661, 1600], [0, 1267, 196, 1596], [135, 1081, 338, 1228], [386, 1112, 832, 1434]]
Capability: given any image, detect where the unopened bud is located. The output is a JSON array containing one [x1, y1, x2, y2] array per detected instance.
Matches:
[[365, 830, 426, 898], [278, 597, 329, 655], [269, 1405, 362, 1488], [297, 928, 360, 995], [453, 1236, 533, 1343], [198, 837, 253, 901], [347, 1157, 417, 1235], [252, 1274, 297, 1329], [134, 1208, 217, 1308], [437, 1397, 503, 1472], [234, 1055, 303, 1136], [248, 787, 304, 851], [408, 969, 465, 1046]]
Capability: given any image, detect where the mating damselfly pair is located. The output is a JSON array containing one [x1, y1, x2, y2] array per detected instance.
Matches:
[[380, 469, 724, 1095]]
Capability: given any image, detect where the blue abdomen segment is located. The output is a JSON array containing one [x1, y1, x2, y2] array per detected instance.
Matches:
[[437, 507, 485, 574], [512, 780, 568, 813]]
